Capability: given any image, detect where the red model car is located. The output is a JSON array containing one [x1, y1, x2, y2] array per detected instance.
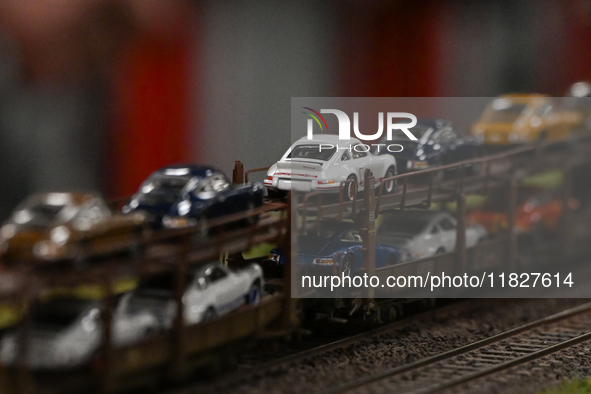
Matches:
[[469, 187, 578, 234]]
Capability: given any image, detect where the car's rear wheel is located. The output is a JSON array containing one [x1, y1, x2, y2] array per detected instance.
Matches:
[[342, 175, 357, 202]]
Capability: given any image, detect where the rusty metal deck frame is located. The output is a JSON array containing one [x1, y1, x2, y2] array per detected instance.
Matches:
[[0, 187, 293, 394], [280, 134, 591, 299]]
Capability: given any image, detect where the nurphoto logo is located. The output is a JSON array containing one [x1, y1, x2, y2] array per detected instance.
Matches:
[[302, 108, 417, 153]]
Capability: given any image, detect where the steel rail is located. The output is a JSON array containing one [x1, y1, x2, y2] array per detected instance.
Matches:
[[324, 301, 591, 394]]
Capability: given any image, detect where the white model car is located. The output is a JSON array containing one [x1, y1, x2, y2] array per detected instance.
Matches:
[[0, 297, 158, 369], [119, 262, 264, 328], [376, 210, 488, 261], [265, 135, 397, 200]]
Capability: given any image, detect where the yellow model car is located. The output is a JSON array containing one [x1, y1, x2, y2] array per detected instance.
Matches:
[[471, 94, 584, 145]]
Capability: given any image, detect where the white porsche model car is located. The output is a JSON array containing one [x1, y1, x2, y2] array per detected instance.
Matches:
[[119, 262, 263, 328], [377, 210, 488, 261], [0, 297, 158, 369], [265, 135, 397, 200]]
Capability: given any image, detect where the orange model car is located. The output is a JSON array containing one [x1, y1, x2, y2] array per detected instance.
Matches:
[[469, 187, 578, 235], [471, 94, 584, 145], [0, 192, 147, 265]]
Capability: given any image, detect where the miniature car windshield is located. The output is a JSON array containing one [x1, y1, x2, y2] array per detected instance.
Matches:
[[486, 99, 527, 123], [11, 202, 75, 228], [379, 218, 430, 235], [30, 299, 89, 330], [287, 145, 336, 161], [141, 174, 195, 195]]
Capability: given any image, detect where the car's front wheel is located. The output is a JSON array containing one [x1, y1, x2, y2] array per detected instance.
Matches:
[[247, 281, 262, 305], [383, 166, 396, 194], [341, 254, 354, 277], [202, 307, 216, 322]]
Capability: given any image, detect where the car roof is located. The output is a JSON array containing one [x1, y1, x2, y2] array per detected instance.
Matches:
[[153, 164, 223, 179], [295, 134, 360, 146], [21, 192, 101, 207]]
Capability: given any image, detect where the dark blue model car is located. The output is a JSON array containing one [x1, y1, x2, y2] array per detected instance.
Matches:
[[122, 165, 264, 231], [378, 119, 481, 175], [266, 220, 402, 276]]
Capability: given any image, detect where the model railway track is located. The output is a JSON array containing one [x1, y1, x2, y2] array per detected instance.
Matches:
[[325, 302, 591, 394], [168, 300, 492, 394]]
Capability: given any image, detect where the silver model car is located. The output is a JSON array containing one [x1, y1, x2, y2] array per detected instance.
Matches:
[[377, 210, 488, 261], [119, 262, 264, 328], [0, 297, 158, 369]]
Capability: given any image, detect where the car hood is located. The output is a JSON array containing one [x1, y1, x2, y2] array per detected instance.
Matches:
[[297, 235, 333, 256], [376, 234, 414, 248], [135, 192, 181, 210]]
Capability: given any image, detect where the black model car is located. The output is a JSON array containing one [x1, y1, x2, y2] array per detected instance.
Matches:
[[378, 118, 482, 174], [123, 165, 264, 231]]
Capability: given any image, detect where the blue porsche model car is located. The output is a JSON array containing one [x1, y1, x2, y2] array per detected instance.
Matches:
[[266, 220, 403, 276], [123, 165, 264, 230], [378, 119, 482, 174]]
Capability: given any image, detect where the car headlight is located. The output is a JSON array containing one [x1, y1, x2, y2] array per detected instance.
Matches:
[[313, 258, 335, 266], [50, 226, 70, 246]]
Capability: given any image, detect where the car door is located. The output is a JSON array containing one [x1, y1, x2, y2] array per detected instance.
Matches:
[[351, 144, 375, 188], [204, 265, 238, 315], [422, 222, 443, 256], [339, 229, 364, 270], [438, 216, 457, 251]]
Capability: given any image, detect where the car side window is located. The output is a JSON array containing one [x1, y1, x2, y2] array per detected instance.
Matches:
[[206, 266, 227, 283], [195, 178, 215, 199], [438, 128, 456, 143], [341, 230, 363, 242], [351, 145, 368, 159], [211, 173, 230, 192], [439, 218, 456, 231], [430, 225, 440, 234], [341, 151, 351, 161]]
